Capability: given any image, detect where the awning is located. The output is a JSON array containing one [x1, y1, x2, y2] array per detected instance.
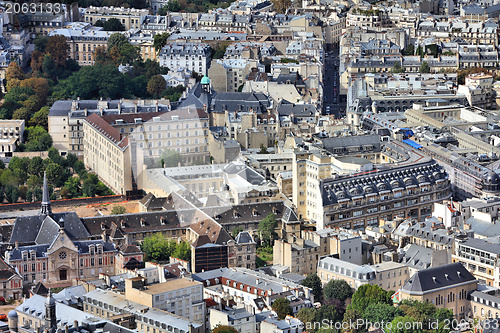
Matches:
[[403, 139, 423, 149]]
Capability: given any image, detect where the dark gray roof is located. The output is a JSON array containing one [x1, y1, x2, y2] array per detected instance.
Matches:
[[321, 159, 446, 205], [235, 231, 255, 244], [319, 134, 381, 153], [211, 92, 270, 113], [458, 238, 500, 254], [402, 263, 476, 294], [276, 100, 317, 117], [8, 240, 115, 260], [10, 212, 90, 245]]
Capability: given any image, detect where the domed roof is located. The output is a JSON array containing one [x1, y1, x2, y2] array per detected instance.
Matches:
[[8, 310, 17, 318], [200, 75, 210, 85], [485, 171, 500, 185]]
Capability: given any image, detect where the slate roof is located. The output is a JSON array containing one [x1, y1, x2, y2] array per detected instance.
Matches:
[[10, 212, 90, 245], [401, 263, 476, 294], [235, 231, 255, 244], [211, 92, 270, 113], [276, 100, 316, 118], [31, 282, 48, 296], [8, 240, 116, 261], [201, 201, 285, 225], [0, 256, 19, 281], [320, 159, 446, 206], [319, 134, 381, 153]]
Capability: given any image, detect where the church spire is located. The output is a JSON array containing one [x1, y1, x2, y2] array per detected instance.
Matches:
[[40, 172, 51, 216]]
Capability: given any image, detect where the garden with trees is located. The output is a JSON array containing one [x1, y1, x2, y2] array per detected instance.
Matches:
[[141, 233, 191, 262], [296, 276, 454, 333]]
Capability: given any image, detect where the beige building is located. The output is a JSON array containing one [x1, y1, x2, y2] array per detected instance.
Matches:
[[452, 238, 500, 287], [124, 277, 205, 323], [83, 6, 148, 30], [273, 235, 320, 275], [317, 256, 409, 290], [471, 290, 500, 320], [49, 23, 115, 66], [130, 107, 210, 165], [83, 113, 133, 195], [398, 263, 477, 318], [208, 59, 254, 92], [83, 288, 204, 333], [292, 138, 451, 229]]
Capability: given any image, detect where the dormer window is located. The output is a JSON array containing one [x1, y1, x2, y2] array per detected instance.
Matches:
[[215, 215, 222, 220], [233, 210, 239, 218], [160, 217, 166, 225], [22, 252, 28, 261], [90, 246, 95, 256], [121, 220, 126, 228], [101, 223, 106, 230], [140, 219, 146, 227], [252, 209, 258, 217], [272, 207, 277, 214]]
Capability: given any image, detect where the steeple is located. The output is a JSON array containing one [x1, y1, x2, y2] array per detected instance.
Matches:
[[45, 289, 56, 333], [40, 172, 51, 216]]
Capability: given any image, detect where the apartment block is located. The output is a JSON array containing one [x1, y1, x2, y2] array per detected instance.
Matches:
[[317, 256, 409, 290], [83, 113, 133, 195], [398, 263, 477, 318], [124, 277, 205, 323], [83, 6, 148, 30], [83, 288, 204, 333], [159, 43, 211, 75]]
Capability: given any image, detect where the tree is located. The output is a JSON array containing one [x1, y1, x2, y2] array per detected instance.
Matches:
[[258, 213, 277, 247], [391, 61, 405, 73], [42, 54, 58, 79], [118, 42, 141, 65], [258, 144, 268, 154], [94, 46, 109, 64], [324, 279, 353, 302], [297, 308, 317, 332], [211, 43, 229, 59], [74, 160, 86, 177], [0, 169, 17, 187], [108, 33, 128, 50], [271, 298, 292, 320], [31, 50, 45, 74], [231, 227, 244, 238], [316, 304, 340, 324], [153, 33, 170, 55], [32, 187, 43, 202], [6, 62, 24, 82], [66, 153, 78, 169], [27, 175, 42, 190], [159, 149, 182, 168], [390, 316, 423, 333], [4, 185, 19, 203], [349, 284, 392, 313], [363, 303, 403, 325], [165, 0, 181, 12], [141, 233, 176, 262], [342, 308, 363, 333], [147, 75, 166, 97], [34, 35, 48, 53], [20, 77, 50, 104], [111, 205, 127, 215], [46, 34, 70, 68], [63, 176, 82, 198], [271, 0, 292, 13], [211, 326, 238, 333], [172, 241, 191, 261], [29, 106, 50, 128], [419, 61, 430, 74], [103, 18, 126, 31], [46, 163, 65, 187], [302, 274, 322, 301]]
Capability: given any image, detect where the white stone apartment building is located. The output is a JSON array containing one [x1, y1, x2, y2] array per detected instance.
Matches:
[[83, 6, 148, 30], [49, 23, 115, 66], [0, 119, 24, 157], [130, 107, 210, 165], [317, 256, 409, 290], [159, 43, 212, 75], [83, 113, 133, 195]]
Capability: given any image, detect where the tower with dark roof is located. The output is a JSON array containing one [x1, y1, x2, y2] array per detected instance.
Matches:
[[45, 289, 56, 333], [40, 172, 52, 216]]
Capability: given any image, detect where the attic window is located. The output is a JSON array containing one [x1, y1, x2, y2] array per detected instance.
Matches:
[[432, 276, 437, 283], [233, 210, 239, 218], [160, 217, 166, 225], [215, 215, 222, 220], [101, 223, 106, 230], [252, 209, 258, 217], [272, 207, 277, 214], [120, 220, 125, 228], [140, 219, 146, 227]]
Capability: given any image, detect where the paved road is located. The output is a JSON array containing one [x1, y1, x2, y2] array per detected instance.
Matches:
[[323, 46, 346, 118]]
